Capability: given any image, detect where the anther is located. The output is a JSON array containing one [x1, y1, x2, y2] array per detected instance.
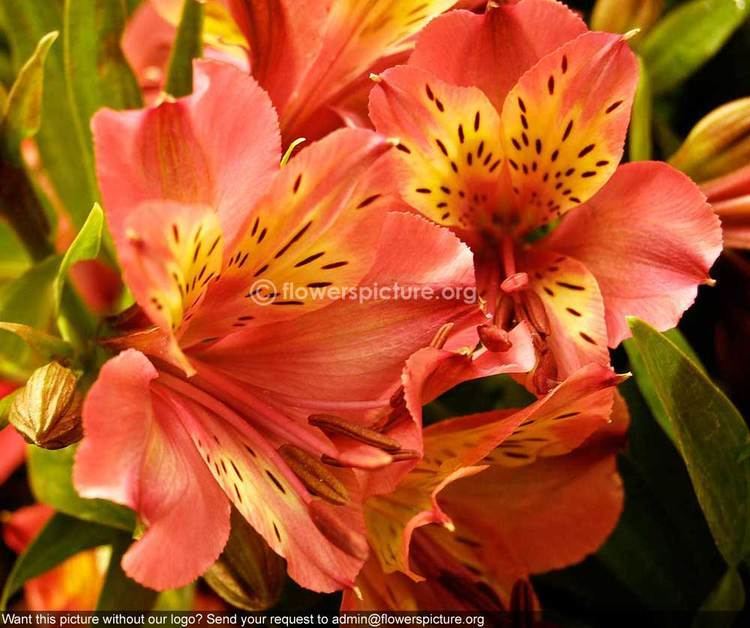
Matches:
[[308, 500, 369, 561], [279, 444, 349, 505], [309, 414, 402, 453], [519, 290, 550, 337], [477, 323, 512, 352], [501, 272, 529, 294]]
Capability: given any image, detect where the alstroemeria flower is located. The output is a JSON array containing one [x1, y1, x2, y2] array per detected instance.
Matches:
[[2, 505, 105, 610], [341, 364, 626, 610], [369, 0, 722, 392], [223, 0, 461, 142], [76, 59, 498, 594]]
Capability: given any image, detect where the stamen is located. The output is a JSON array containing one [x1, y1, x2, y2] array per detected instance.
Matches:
[[279, 444, 349, 506], [308, 500, 369, 561], [430, 323, 454, 349], [500, 272, 529, 294], [477, 323, 512, 352], [321, 448, 394, 470], [389, 449, 420, 462], [309, 414, 402, 453], [280, 137, 307, 167], [519, 290, 550, 337]]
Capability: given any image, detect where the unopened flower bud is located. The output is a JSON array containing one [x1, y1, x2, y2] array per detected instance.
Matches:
[[591, 0, 663, 41], [203, 509, 285, 610], [9, 362, 82, 449], [670, 97, 750, 182]]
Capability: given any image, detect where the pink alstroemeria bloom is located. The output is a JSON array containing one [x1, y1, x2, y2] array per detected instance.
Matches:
[[341, 364, 626, 610], [224, 0, 460, 142], [75, 59, 508, 594], [369, 0, 722, 393]]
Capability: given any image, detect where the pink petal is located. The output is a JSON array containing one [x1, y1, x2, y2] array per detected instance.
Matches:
[[74, 350, 231, 590], [0, 425, 25, 485], [179, 129, 395, 345], [409, 0, 587, 111], [93, 60, 280, 246], [499, 31, 638, 232], [543, 162, 723, 346]]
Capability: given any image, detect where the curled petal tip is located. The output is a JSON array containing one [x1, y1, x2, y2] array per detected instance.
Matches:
[[369, 72, 383, 83], [352, 586, 363, 601], [623, 28, 641, 41], [443, 520, 456, 533], [704, 277, 717, 287]]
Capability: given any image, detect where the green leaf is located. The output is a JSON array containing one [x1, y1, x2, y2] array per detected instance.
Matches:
[[153, 585, 196, 611], [628, 56, 653, 161], [0, 2, 98, 229], [625, 327, 702, 444], [53, 203, 104, 317], [27, 445, 135, 532], [62, 0, 143, 222], [1, 31, 58, 150], [1, 513, 120, 609], [627, 318, 750, 566], [165, 0, 204, 98], [0, 256, 60, 379], [96, 535, 158, 611], [700, 568, 745, 612], [0, 221, 31, 282], [641, 0, 750, 95], [0, 322, 72, 361]]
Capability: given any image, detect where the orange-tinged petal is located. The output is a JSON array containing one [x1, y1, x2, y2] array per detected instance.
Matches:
[[120, 202, 224, 341], [370, 65, 505, 234], [74, 351, 232, 591], [500, 31, 638, 232], [365, 364, 619, 580], [521, 251, 609, 381], [160, 377, 368, 593], [93, 60, 280, 246], [409, 0, 587, 111], [180, 129, 394, 346], [543, 162, 723, 346]]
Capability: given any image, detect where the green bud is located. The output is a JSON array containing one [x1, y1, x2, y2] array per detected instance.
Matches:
[[670, 97, 750, 182], [591, 0, 664, 42], [9, 362, 82, 449], [203, 508, 286, 610]]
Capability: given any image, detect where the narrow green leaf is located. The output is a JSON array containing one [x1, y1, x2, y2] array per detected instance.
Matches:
[[1, 513, 119, 609], [0, 323, 72, 361], [1, 31, 58, 150], [96, 535, 158, 611], [627, 318, 750, 566], [700, 568, 745, 612], [62, 0, 143, 222], [0, 256, 60, 379], [625, 327, 702, 444], [53, 203, 104, 317], [27, 445, 135, 532], [628, 56, 653, 161], [0, 222, 31, 282], [641, 0, 750, 95], [165, 0, 204, 97], [0, 2, 99, 228]]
